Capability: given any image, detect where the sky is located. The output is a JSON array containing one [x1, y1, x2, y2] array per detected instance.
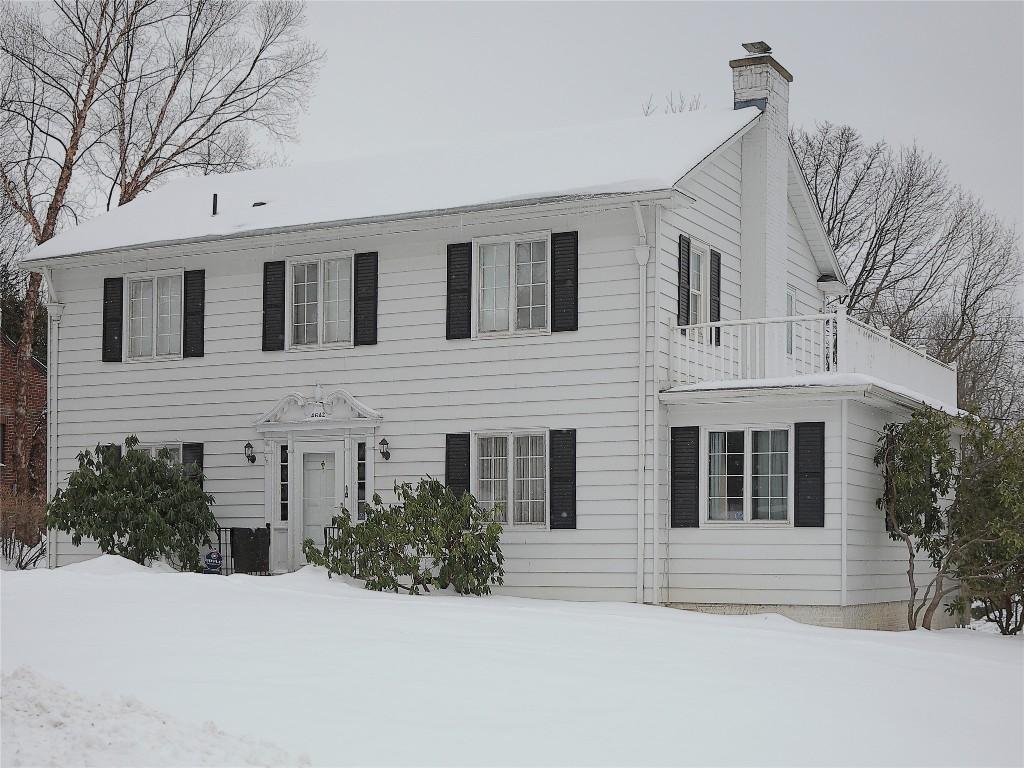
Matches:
[[289, 1, 1024, 231]]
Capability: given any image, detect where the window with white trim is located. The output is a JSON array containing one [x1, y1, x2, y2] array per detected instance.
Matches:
[[474, 432, 547, 525], [475, 234, 550, 335], [289, 255, 354, 347], [689, 239, 710, 326], [137, 443, 182, 463], [127, 272, 182, 359], [706, 427, 791, 523]]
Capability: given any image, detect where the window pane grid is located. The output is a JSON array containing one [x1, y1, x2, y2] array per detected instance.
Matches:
[[514, 240, 547, 331], [292, 262, 319, 345], [752, 429, 788, 521], [479, 243, 510, 333], [513, 434, 545, 524], [155, 275, 182, 356], [323, 257, 352, 344], [477, 436, 509, 522], [708, 430, 744, 521], [128, 279, 153, 359]]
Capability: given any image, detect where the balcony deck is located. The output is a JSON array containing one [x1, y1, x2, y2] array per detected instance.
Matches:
[[667, 310, 958, 408]]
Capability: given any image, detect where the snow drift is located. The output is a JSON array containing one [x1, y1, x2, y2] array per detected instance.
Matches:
[[2, 556, 1021, 766]]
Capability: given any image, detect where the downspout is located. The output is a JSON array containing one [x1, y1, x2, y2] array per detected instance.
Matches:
[[652, 204, 663, 605], [41, 268, 62, 569], [840, 397, 849, 608], [632, 202, 652, 604]]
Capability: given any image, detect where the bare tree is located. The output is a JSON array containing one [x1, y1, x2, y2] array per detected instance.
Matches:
[[0, 0, 322, 495], [93, 0, 320, 208], [792, 122, 1023, 418]]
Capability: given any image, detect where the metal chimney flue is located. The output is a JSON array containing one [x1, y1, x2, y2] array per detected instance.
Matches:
[[212, 193, 218, 216]]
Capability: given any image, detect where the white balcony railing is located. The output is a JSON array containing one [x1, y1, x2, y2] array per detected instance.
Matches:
[[668, 309, 958, 407]]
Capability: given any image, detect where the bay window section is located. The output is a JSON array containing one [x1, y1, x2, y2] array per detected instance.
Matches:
[[290, 255, 353, 347], [475, 432, 547, 526], [127, 273, 182, 360], [476, 234, 549, 335], [706, 427, 791, 523]]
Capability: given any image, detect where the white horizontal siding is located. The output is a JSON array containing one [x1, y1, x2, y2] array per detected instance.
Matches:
[[663, 400, 843, 607], [844, 400, 939, 605], [50, 205, 647, 599]]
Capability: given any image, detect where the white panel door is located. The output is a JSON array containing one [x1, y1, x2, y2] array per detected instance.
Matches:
[[295, 444, 346, 566]]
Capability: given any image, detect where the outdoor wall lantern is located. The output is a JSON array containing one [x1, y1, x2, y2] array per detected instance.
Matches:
[[379, 438, 391, 461], [244, 442, 256, 464]]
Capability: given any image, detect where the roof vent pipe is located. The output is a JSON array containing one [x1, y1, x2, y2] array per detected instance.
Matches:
[[212, 193, 218, 216]]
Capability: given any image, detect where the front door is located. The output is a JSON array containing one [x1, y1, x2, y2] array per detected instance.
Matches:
[[294, 443, 346, 565]]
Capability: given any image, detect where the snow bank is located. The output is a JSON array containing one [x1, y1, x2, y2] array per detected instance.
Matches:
[[2, 565, 1021, 766], [23, 109, 759, 262], [1, 667, 307, 767]]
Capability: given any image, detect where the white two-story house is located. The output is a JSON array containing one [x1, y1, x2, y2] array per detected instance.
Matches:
[[21, 44, 958, 629]]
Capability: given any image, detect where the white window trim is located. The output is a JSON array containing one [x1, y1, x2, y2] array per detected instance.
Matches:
[[471, 231, 552, 339], [699, 424, 794, 527], [470, 429, 550, 529], [284, 252, 357, 351], [137, 441, 183, 462], [687, 236, 712, 326], [123, 268, 184, 362]]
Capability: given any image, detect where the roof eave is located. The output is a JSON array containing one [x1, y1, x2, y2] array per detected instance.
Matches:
[[18, 188, 688, 269]]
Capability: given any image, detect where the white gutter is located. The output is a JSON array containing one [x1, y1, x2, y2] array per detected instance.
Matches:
[[632, 201, 652, 604]]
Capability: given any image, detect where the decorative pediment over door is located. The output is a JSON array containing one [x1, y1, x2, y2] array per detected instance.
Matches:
[[255, 385, 383, 434]]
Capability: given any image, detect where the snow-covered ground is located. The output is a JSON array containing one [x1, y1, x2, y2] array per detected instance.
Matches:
[[2, 557, 1021, 767]]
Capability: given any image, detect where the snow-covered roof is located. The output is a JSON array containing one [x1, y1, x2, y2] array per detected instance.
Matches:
[[23, 108, 761, 263]]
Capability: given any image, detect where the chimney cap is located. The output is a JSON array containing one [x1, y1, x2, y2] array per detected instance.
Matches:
[[742, 41, 772, 55]]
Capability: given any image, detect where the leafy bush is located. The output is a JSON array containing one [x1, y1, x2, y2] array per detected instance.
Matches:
[[1, 490, 47, 569], [303, 477, 504, 595], [46, 435, 217, 570]]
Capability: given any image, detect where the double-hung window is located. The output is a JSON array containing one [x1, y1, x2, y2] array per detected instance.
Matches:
[[289, 254, 354, 347], [475, 233, 550, 336], [688, 239, 711, 326], [706, 426, 792, 523], [474, 432, 547, 525], [127, 272, 183, 359]]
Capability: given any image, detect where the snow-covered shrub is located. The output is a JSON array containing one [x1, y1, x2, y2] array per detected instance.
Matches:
[[0, 490, 46, 569], [46, 435, 217, 571], [303, 478, 504, 595]]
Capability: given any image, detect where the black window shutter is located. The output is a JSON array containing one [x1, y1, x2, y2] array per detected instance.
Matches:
[[551, 231, 578, 333], [710, 249, 721, 346], [354, 251, 378, 346], [262, 261, 285, 351], [446, 243, 472, 340], [102, 277, 123, 362], [445, 433, 470, 498], [794, 422, 826, 527], [182, 442, 204, 487], [183, 270, 205, 358], [100, 442, 122, 464], [549, 429, 577, 529], [671, 426, 699, 527], [678, 236, 691, 326]]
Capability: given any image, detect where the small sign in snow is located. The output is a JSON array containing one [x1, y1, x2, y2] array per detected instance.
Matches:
[[203, 550, 223, 574]]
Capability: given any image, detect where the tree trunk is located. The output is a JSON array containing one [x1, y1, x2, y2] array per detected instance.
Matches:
[[10, 271, 43, 495]]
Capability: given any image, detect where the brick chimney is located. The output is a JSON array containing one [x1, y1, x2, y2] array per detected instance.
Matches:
[[730, 42, 793, 319]]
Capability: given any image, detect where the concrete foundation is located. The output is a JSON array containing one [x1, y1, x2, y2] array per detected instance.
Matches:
[[669, 600, 962, 631]]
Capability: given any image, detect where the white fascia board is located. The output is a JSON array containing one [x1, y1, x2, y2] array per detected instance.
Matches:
[[672, 111, 761, 190], [18, 190, 684, 272], [787, 148, 846, 282], [659, 380, 958, 415]]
